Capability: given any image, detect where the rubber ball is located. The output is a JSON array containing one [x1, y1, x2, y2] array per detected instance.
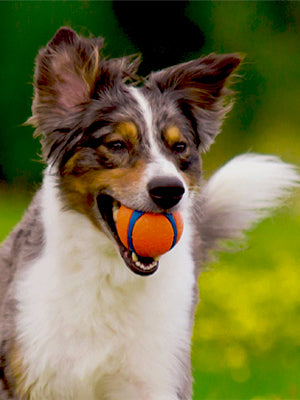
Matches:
[[116, 205, 184, 258]]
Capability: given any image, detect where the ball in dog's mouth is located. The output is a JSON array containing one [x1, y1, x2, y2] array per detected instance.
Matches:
[[96, 194, 159, 276]]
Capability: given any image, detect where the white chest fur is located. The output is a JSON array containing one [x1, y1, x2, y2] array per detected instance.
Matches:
[[14, 174, 196, 400]]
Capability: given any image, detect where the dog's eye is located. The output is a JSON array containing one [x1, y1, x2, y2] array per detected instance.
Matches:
[[172, 142, 187, 154], [105, 140, 127, 152]]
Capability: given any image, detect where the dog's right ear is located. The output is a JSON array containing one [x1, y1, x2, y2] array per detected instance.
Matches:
[[29, 27, 103, 133], [28, 27, 140, 137], [28, 27, 141, 163]]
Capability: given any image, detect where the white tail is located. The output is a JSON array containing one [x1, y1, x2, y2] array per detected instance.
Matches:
[[195, 153, 299, 261]]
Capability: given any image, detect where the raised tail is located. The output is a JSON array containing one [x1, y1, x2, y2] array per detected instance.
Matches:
[[194, 153, 299, 264]]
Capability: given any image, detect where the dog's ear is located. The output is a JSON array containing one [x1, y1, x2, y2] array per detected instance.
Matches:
[[29, 27, 140, 136], [148, 53, 243, 150], [30, 27, 103, 130]]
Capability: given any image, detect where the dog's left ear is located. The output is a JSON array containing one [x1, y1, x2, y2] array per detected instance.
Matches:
[[148, 53, 243, 150]]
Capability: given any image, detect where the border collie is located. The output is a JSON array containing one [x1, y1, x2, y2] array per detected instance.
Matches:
[[0, 27, 298, 400]]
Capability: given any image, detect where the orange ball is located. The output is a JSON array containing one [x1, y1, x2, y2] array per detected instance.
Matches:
[[116, 205, 184, 258]]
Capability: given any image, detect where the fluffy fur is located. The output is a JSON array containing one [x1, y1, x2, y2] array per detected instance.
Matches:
[[0, 28, 298, 400]]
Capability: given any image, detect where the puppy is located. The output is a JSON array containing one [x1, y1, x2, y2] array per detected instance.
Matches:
[[0, 27, 298, 400]]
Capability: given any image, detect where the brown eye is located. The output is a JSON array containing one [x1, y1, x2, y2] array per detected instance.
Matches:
[[105, 140, 127, 152], [172, 142, 187, 154]]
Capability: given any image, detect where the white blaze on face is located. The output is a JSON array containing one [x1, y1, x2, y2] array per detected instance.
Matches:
[[129, 87, 186, 192]]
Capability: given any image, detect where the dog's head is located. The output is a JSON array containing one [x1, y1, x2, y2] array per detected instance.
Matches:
[[29, 27, 242, 275]]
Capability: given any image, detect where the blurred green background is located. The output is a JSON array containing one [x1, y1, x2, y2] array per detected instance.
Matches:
[[0, 1, 299, 399]]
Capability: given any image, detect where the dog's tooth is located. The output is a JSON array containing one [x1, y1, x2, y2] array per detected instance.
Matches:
[[132, 252, 138, 262], [112, 205, 119, 222], [134, 258, 158, 271]]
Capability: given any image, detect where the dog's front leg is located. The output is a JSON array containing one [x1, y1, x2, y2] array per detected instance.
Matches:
[[95, 371, 191, 400], [148, 382, 192, 400], [147, 390, 191, 400]]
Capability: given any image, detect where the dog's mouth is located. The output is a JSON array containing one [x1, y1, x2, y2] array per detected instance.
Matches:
[[96, 194, 159, 276]]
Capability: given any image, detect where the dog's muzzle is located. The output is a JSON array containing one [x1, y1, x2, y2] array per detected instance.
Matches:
[[96, 177, 185, 276]]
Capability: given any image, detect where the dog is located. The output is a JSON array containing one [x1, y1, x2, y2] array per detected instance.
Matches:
[[0, 27, 298, 400]]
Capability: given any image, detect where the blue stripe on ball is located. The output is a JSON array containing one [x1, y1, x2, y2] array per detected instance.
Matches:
[[165, 213, 178, 249], [127, 210, 144, 253]]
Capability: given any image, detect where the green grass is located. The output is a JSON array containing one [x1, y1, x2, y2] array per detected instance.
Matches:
[[1, 189, 299, 400], [192, 207, 300, 400]]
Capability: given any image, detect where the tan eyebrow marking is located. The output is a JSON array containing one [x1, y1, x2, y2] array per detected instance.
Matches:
[[115, 121, 138, 144], [164, 126, 183, 147]]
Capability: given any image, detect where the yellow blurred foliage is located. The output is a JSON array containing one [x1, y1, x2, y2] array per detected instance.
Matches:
[[192, 208, 300, 377]]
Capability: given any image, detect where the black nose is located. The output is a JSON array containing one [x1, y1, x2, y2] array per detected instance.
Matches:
[[147, 177, 185, 210]]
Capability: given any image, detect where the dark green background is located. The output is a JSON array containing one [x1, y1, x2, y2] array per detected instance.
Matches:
[[0, 1, 299, 186]]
